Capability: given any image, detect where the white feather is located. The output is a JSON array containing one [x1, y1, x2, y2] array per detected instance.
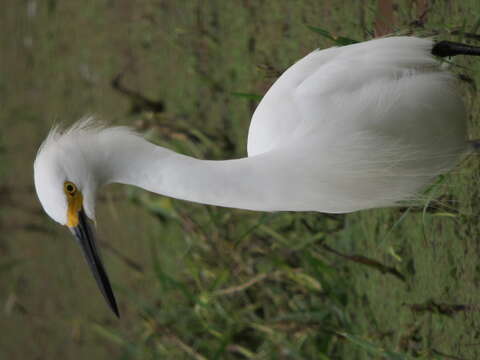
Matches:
[[34, 37, 469, 224]]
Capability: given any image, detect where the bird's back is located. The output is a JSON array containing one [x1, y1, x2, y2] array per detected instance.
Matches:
[[245, 37, 467, 212], [247, 36, 466, 157]]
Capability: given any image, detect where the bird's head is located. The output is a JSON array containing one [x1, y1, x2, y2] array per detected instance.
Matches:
[[33, 119, 119, 317], [34, 134, 96, 225]]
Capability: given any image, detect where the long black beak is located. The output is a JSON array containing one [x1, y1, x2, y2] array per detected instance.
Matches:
[[69, 209, 119, 317]]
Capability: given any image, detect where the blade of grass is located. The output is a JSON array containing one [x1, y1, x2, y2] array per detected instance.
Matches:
[[231, 92, 263, 101], [307, 26, 359, 45]]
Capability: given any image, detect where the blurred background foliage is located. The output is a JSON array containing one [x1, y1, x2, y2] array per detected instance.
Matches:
[[2, 0, 480, 359]]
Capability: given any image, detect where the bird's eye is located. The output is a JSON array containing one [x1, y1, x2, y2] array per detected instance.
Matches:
[[64, 181, 77, 196]]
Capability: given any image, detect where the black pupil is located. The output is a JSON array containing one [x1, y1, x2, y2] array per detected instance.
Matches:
[[67, 185, 74, 192]]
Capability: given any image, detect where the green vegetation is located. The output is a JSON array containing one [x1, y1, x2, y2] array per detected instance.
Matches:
[[1, 0, 480, 359]]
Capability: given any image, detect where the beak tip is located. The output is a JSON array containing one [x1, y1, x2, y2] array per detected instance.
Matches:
[[112, 307, 120, 318], [109, 298, 120, 318]]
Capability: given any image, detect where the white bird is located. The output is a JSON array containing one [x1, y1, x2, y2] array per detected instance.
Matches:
[[33, 36, 480, 316]]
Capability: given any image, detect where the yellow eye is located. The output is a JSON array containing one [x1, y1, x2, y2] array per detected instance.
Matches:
[[64, 181, 77, 196]]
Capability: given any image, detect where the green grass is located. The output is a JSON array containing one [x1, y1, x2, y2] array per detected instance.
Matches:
[[2, 0, 480, 359]]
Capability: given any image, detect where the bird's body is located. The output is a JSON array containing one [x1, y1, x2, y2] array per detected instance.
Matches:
[[36, 37, 469, 215], [33, 36, 475, 316], [247, 36, 468, 212]]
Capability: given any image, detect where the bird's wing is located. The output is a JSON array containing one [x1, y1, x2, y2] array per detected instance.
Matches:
[[246, 36, 436, 156]]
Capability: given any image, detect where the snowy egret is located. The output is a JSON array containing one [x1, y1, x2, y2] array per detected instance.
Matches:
[[33, 36, 480, 316]]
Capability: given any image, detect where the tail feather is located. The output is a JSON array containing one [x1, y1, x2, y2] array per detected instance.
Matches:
[[432, 41, 480, 57]]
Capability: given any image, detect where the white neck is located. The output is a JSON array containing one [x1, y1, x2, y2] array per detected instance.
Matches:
[[100, 136, 289, 211]]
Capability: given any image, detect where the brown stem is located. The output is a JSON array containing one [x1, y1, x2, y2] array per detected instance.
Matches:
[[375, 0, 395, 37], [98, 240, 144, 273], [111, 72, 165, 114], [322, 244, 406, 282]]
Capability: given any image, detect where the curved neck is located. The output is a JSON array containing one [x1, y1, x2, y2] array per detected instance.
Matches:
[[101, 137, 285, 211]]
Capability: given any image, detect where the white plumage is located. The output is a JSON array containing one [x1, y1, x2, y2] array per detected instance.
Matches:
[[33, 36, 472, 315], [36, 36, 468, 219]]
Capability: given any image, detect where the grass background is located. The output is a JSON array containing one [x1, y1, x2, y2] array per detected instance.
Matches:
[[1, 0, 480, 359]]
